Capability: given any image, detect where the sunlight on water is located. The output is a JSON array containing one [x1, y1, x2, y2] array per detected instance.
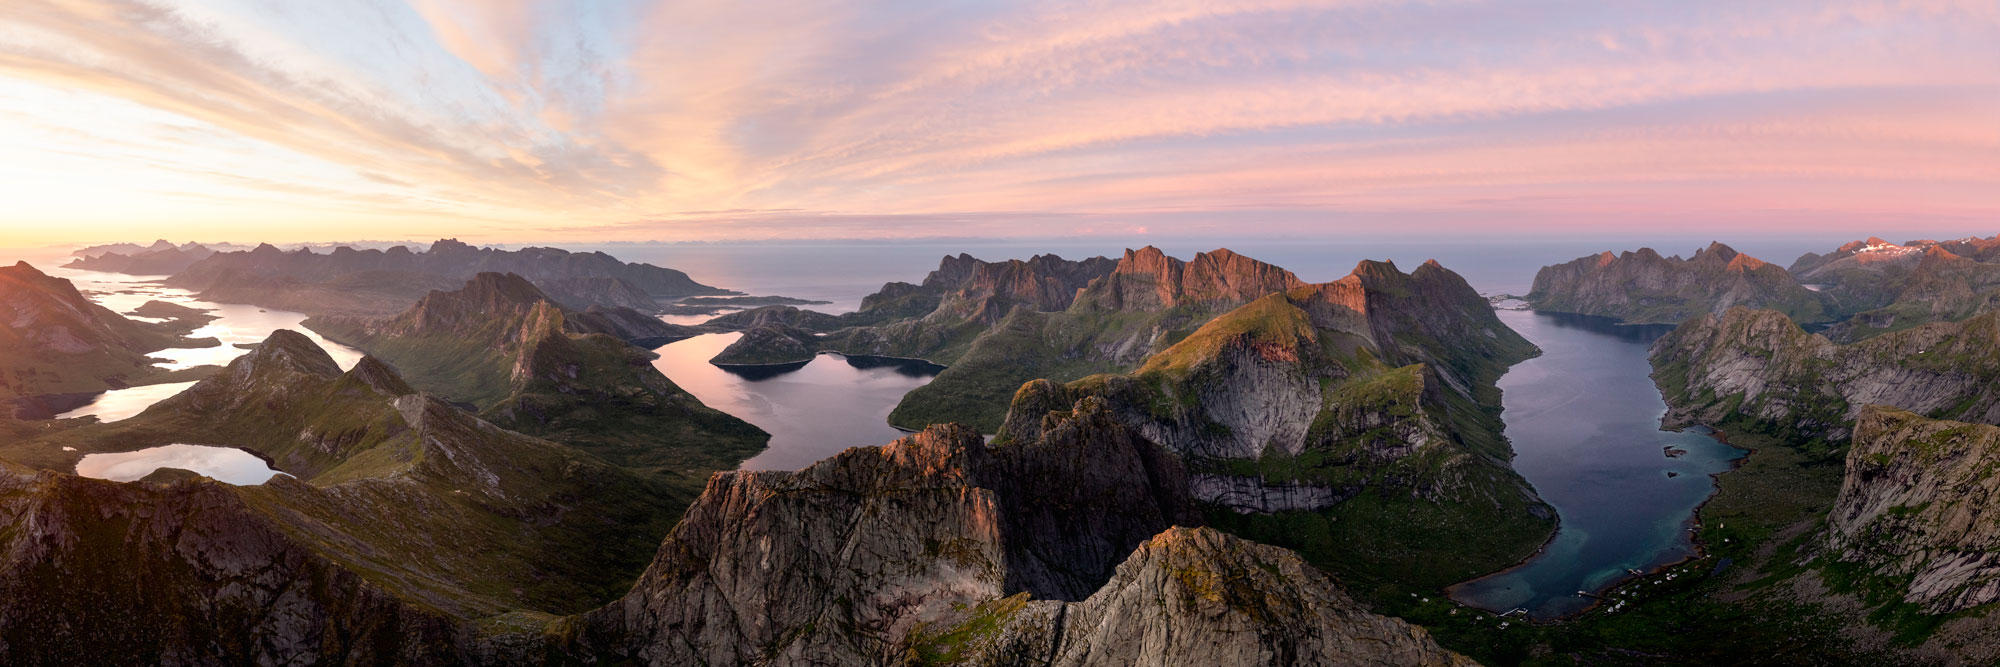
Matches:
[[54, 381, 197, 423], [75, 444, 287, 485], [45, 268, 366, 420]]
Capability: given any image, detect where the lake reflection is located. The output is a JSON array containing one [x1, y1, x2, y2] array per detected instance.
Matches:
[[46, 268, 364, 421], [650, 333, 942, 471], [1448, 310, 1746, 620], [75, 444, 287, 485]]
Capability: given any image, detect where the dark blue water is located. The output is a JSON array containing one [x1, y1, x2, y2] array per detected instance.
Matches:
[[1448, 310, 1746, 619]]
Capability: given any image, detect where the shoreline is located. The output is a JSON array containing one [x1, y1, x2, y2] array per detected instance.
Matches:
[[1445, 423, 1751, 624]]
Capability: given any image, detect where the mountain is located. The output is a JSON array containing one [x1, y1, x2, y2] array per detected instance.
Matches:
[[994, 258, 1552, 590], [0, 262, 217, 400], [1828, 406, 2000, 615], [62, 241, 216, 274], [1650, 307, 2000, 443], [166, 238, 731, 316], [548, 403, 1471, 666], [810, 247, 1307, 431], [306, 272, 766, 480], [0, 330, 682, 664], [1528, 242, 1827, 324], [1791, 238, 2000, 341]]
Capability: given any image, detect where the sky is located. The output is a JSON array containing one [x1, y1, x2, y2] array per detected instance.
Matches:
[[0, 0, 1996, 245]]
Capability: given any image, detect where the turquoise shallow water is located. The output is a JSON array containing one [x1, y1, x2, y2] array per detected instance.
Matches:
[[1448, 310, 1746, 620]]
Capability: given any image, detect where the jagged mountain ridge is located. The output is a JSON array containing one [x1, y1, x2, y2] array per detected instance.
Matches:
[[1528, 242, 1827, 324], [821, 247, 1315, 431], [1828, 406, 2000, 615]]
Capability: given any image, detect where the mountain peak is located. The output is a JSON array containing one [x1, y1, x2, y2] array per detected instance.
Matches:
[[344, 355, 414, 397], [236, 330, 342, 380], [429, 238, 477, 254]]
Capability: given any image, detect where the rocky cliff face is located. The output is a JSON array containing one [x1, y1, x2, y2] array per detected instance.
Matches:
[[1528, 242, 1827, 324], [555, 400, 1468, 667], [0, 468, 468, 665], [1650, 307, 2000, 441], [827, 248, 1316, 431], [1827, 406, 2000, 614], [918, 527, 1477, 667]]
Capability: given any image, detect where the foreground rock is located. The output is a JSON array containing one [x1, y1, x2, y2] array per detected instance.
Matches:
[[551, 401, 1469, 666], [1529, 242, 1826, 324]]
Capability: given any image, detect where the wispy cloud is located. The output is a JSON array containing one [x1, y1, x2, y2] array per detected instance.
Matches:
[[0, 0, 1994, 243]]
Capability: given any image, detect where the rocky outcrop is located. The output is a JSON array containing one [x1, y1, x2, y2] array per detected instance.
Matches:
[[567, 399, 1197, 664], [1187, 474, 1342, 513], [710, 323, 817, 365], [557, 400, 1469, 667], [1528, 242, 1827, 324], [165, 238, 730, 316], [1827, 407, 2000, 614], [920, 527, 1477, 667], [1650, 307, 2000, 441], [0, 469, 468, 665], [1076, 246, 1305, 312]]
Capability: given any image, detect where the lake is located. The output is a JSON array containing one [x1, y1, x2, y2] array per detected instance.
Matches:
[[47, 268, 365, 422], [647, 333, 944, 470], [1447, 311, 1747, 620], [75, 444, 288, 485]]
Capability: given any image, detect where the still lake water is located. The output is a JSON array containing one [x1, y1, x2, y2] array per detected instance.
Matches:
[[1448, 311, 1747, 619], [647, 333, 943, 470], [46, 268, 364, 422], [75, 444, 287, 485]]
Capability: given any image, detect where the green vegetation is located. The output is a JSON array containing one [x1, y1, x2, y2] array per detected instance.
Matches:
[[903, 593, 1033, 666]]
